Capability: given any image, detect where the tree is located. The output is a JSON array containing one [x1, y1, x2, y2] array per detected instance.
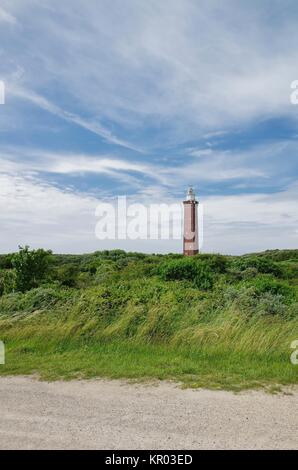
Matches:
[[12, 246, 52, 292]]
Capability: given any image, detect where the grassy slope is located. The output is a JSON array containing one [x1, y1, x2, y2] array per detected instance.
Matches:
[[0, 250, 297, 390]]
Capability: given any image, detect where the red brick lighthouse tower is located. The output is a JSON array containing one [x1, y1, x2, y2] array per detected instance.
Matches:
[[183, 186, 199, 256]]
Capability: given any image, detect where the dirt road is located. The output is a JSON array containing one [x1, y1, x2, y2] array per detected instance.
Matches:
[[0, 376, 297, 449]]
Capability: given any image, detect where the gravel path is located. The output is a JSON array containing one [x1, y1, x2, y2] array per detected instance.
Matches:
[[0, 376, 297, 449]]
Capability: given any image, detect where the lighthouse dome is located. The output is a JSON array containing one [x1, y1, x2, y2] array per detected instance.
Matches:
[[186, 186, 195, 201]]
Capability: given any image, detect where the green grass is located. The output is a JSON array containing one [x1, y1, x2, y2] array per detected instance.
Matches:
[[1, 308, 297, 390], [0, 249, 298, 390], [0, 340, 297, 391]]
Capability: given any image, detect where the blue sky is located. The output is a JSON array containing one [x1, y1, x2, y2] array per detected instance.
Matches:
[[0, 0, 298, 254]]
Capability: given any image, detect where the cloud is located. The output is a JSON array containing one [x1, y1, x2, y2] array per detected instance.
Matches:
[[2, 0, 298, 142], [0, 1, 297, 254], [0, 138, 296, 191], [0, 173, 98, 252], [163, 147, 267, 185], [188, 149, 214, 158], [0, 172, 297, 254], [0, 172, 181, 253], [9, 85, 143, 152], [163, 139, 298, 191], [0, 147, 168, 190], [202, 183, 298, 254], [0, 7, 17, 24]]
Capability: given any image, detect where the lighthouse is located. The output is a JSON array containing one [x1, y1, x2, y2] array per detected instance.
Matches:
[[183, 186, 199, 256]]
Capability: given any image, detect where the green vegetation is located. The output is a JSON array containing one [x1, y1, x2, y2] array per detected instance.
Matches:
[[0, 248, 297, 390], [11, 246, 52, 292]]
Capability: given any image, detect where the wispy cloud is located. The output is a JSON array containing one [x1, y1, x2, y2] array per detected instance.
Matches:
[[0, 147, 166, 188], [3, 0, 298, 140], [9, 85, 143, 152], [0, 0, 297, 253], [1, 137, 296, 189], [0, 6, 17, 24]]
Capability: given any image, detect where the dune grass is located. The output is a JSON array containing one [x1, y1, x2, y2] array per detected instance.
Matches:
[[0, 250, 298, 390], [0, 297, 297, 390]]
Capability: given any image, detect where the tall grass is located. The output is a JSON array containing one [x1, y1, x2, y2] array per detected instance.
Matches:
[[0, 250, 297, 389]]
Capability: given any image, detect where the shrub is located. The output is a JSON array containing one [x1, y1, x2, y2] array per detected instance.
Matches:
[[224, 286, 257, 312], [100, 249, 128, 261], [12, 246, 52, 292], [287, 302, 298, 319], [0, 254, 13, 270], [240, 267, 259, 280], [256, 292, 287, 316], [279, 262, 298, 279], [257, 249, 298, 262], [224, 285, 289, 316], [195, 254, 228, 273], [158, 258, 214, 289], [22, 287, 67, 311], [0, 270, 16, 295], [95, 261, 118, 283], [231, 256, 282, 277], [0, 287, 68, 314], [54, 264, 79, 287], [246, 275, 294, 301]]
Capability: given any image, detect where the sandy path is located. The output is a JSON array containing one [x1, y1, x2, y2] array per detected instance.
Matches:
[[0, 376, 297, 449]]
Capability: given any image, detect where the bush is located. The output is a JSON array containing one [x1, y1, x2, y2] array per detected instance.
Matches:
[[195, 254, 228, 273], [231, 256, 282, 277], [12, 246, 52, 292], [279, 262, 298, 279], [224, 286, 288, 316], [0, 254, 13, 270], [0, 287, 69, 315], [22, 287, 67, 311], [158, 258, 214, 289], [224, 286, 257, 312], [287, 302, 298, 319], [240, 267, 259, 280], [0, 270, 16, 295], [54, 264, 79, 287], [257, 249, 298, 262], [246, 275, 294, 301], [95, 261, 118, 283], [256, 292, 287, 316]]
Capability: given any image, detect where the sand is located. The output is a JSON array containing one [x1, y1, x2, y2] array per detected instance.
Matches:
[[0, 376, 297, 449]]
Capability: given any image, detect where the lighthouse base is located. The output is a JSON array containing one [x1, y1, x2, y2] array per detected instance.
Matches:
[[184, 249, 199, 256]]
